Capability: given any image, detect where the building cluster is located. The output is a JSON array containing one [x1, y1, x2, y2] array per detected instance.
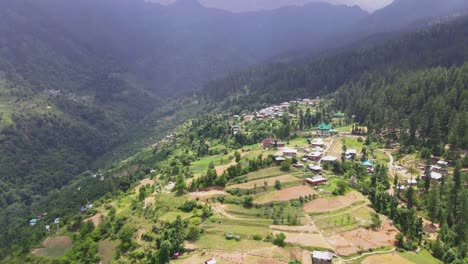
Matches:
[[236, 98, 316, 122]]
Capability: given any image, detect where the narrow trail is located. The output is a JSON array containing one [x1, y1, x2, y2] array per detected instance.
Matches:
[[336, 247, 396, 263], [304, 213, 337, 255], [383, 150, 396, 195]]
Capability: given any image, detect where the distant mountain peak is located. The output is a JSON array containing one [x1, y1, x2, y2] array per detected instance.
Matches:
[[171, 0, 202, 8]]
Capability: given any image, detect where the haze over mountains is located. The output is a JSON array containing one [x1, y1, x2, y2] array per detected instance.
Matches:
[[2, 0, 468, 98], [152, 0, 393, 12]]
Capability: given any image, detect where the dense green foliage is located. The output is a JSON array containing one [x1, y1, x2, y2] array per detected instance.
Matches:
[[335, 64, 468, 155]]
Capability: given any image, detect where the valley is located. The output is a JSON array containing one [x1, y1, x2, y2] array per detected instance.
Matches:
[[21, 97, 464, 263], [0, 0, 467, 263]]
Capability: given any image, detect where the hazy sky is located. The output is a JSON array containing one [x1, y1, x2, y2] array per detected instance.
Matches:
[[151, 0, 394, 12]]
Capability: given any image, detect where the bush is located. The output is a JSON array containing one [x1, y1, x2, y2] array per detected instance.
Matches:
[[273, 233, 286, 247], [243, 196, 253, 208], [280, 159, 292, 171], [178, 200, 198, 212], [252, 234, 262, 241]]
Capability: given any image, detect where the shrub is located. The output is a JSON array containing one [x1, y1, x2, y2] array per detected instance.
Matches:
[[273, 233, 286, 247], [252, 234, 262, 241]]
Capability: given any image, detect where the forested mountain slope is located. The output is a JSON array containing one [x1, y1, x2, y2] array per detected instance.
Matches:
[[26, 0, 367, 95], [201, 15, 468, 110]]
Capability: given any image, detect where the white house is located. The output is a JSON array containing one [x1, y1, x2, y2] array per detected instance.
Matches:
[[406, 179, 417, 186], [437, 160, 449, 167], [312, 250, 333, 264], [320, 156, 338, 163]]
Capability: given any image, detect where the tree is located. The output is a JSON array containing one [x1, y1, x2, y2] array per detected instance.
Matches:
[[424, 163, 431, 191], [407, 166, 419, 182], [370, 213, 382, 229], [453, 160, 462, 191], [333, 161, 342, 174], [186, 225, 201, 241], [336, 180, 348, 195], [463, 155, 468, 168], [420, 147, 431, 160], [442, 249, 457, 264], [273, 233, 286, 247], [158, 240, 172, 264], [243, 196, 253, 208], [235, 151, 241, 163], [431, 239, 444, 259], [280, 159, 292, 171], [119, 225, 136, 252], [406, 186, 415, 209], [175, 175, 186, 195], [427, 189, 439, 224], [274, 180, 282, 190]]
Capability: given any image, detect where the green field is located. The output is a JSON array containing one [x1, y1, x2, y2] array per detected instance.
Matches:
[[286, 137, 308, 147], [190, 154, 233, 175], [314, 205, 373, 235], [400, 249, 442, 264], [240, 167, 284, 181]]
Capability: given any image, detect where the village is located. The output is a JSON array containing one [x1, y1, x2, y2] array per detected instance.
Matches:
[[28, 98, 456, 264]]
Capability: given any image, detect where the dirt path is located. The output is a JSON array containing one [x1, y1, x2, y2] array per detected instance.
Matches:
[[384, 150, 395, 195], [311, 202, 368, 220], [336, 247, 396, 263], [211, 203, 242, 220]]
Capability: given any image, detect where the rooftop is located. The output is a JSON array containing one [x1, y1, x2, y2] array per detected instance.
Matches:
[[317, 123, 331, 130], [312, 250, 333, 260]]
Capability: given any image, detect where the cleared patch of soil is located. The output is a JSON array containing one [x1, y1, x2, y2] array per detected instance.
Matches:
[[255, 185, 316, 204], [303, 191, 366, 213], [188, 190, 229, 201], [273, 231, 332, 249], [134, 178, 155, 193], [86, 213, 104, 227], [270, 225, 319, 234], [326, 220, 398, 256], [228, 174, 299, 190], [31, 236, 73, 258]]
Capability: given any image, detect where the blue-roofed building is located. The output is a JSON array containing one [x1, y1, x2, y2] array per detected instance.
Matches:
[[362, 161, 374, 167]]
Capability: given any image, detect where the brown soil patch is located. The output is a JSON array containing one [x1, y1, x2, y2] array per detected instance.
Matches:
[[31, 236, 73, 257], [188, 190, 228, 201], [175, 250, 249, 264], [326, 220, 398, 256], [273, 231, 332, 249], [255, 185, 316, 204], [144, 195, 156, 208], [134, 178, 155, 193], [302, 250, 313, 264], [303, 191, 366, 213], [270, 225, 319, 234], [362, 253, 413, 264], [228, 174, 299, 190], [86, 213, 104, 227]]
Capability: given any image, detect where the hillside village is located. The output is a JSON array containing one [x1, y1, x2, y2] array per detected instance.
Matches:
[[24, 97, 466, 264]]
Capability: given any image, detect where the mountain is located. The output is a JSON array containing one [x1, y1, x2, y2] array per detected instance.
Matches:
[[200, 14, 468, 110], [361, 0, 468, 32], [28, 0, 368, 96]]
